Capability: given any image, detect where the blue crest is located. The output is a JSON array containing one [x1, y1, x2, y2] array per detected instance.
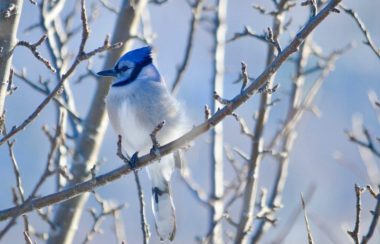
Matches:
[[118, 46, 152, 66], [97, 46, 155, 87]]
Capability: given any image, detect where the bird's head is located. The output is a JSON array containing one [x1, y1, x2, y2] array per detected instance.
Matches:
[[97, 46, 154, 87]]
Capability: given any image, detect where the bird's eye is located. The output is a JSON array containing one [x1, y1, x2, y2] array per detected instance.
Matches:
[[119, 66, 130, 72]]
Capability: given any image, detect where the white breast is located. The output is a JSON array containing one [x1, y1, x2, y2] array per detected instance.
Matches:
[[106, 73, 188, 157], [106, 83, 152, 154]]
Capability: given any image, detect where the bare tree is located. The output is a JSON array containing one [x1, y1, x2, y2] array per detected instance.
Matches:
[[0, 0, 379, 243], [0, 0, 24, 131], [209, 0, 227, 243], [46, 1, 148, 243]]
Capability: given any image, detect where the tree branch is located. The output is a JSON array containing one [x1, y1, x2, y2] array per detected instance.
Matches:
[[340, 5, 380, 59], [361, 186, 380, 244], [301, 193, 314, 244], [348, 184, 365, 244], [16, 34, 56, 72], [171, 0, 204, 95], [0, 0, 341, 223], [46, 0, 148, 243], [0, 0, 23, 140], [117, 136, 150, 244], [235, 0, 288, 241], [0, 1, 121, 146]]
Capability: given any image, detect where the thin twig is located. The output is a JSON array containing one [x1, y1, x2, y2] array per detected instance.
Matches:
[[235, 0, 289, 241], [0, 0, 341, 221], [150, 121, 165, 151], [226, 25, 264, 43], [362, 186, 380, 244], [266, 27, 282, 53], [255, 189, 277, 225], [346, 127, 380, 159], [347, 184, 365, 244], [0, 4, 122, 145], [6, 140, 30, 234], [23, 231, 34, 244], [16, 34, 56, 72], [270, 185, 316, 243], [180, 167, 211, 207], [112, 209, 126, 244], [366, 185, 378, 199], [251, 37, 311, 242], [268, 43, 352, 150], [213, 91, 231, 105], [204, 104, 211, 120], [227, 25, 281, 53], [13, 70, 82, 123], [301, 0, 318, 17], [301, 193, 314, 244], [83, 192, 126, 243], [116, 136, 150, 244], [240, 62, 249, 92], [340, 5, 380, 59], [171, 0, 204, 94], [231, 113, 254, 138], [132, 171, 150, 244], [6, 68, 16, 95], [46, 0, 148, 243], [1, 104, 68, 238], [308, 212, 343, 244], [0, 218, 16, 240], [98, 0, 119, 14]]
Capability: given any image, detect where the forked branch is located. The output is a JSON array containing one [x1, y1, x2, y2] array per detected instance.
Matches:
[[0, 0, 342, 222]]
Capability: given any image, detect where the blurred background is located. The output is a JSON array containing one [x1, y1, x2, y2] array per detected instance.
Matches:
[[0, 0, 379, 243]]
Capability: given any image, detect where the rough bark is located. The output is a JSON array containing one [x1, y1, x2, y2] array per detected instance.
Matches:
[[0, 0, 23, 127]]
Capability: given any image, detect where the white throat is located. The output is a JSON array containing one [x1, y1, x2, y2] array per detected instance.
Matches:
[[136, 63, 161, 82]]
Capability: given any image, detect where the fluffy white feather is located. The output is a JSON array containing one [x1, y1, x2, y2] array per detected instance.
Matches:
[[105, 59, 187, 241]]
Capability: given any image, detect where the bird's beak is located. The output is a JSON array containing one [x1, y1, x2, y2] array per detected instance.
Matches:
[[96, 69, 117, 77]]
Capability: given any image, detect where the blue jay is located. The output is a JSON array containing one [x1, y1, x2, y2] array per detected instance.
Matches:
[[97, 46, 187, 241]]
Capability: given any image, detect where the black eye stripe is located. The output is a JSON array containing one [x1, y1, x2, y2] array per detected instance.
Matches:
[[115, 64, 130, 73], [112, 55, 152, 87], [112, 58, 152, 87], [120, 66, 130, 72]]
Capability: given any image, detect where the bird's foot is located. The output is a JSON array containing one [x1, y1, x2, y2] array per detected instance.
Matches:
[[128, 152, 139, 169], [150, 146, 161, 157]]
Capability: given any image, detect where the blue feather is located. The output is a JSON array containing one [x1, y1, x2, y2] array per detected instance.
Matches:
[[112, 46, 154, 87], [118, 46, 152, 66]]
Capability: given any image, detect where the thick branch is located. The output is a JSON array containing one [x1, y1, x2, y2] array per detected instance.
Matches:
[[209, 0, 227, 242], [0, 3, 121, 146], [46, 0, 148, 243], [0, 0, 341, 222], [0, 0, 23, 133], [235, 0, 287, 242], [252, 40, 349, 241]]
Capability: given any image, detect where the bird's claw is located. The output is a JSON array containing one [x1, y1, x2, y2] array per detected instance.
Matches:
[[150, 146, 161, 157], [129, 152, 139, 169]]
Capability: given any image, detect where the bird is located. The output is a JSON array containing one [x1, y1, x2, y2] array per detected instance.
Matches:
[[97, 46, 187, 241]]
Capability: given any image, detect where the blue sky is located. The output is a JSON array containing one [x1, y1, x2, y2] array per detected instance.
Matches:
[[1, 0, 379, 243]]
